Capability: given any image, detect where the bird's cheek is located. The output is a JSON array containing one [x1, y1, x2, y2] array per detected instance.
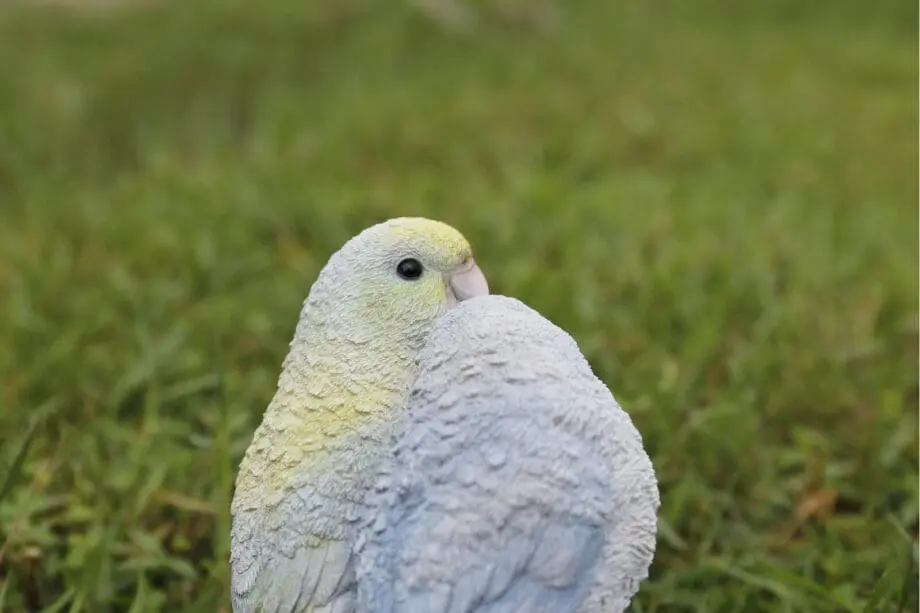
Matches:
[[428, 278, 449, 305], [401, 281, 448, 322]]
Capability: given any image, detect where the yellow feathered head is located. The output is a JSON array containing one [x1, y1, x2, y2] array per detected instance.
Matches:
[[294, 217, 489, 350]]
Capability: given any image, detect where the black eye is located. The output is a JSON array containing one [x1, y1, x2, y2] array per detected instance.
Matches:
[[396, 258, 424, 280]]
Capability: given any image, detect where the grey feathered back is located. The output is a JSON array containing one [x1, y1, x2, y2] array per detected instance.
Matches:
[[356, 295, 660, 613]]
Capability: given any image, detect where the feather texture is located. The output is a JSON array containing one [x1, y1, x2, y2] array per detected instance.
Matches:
[[230, 218, 486, 612], [357, 295, 660, 613]]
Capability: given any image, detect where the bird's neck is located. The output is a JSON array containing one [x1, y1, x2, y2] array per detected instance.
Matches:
[[235, 319, 421, 502]]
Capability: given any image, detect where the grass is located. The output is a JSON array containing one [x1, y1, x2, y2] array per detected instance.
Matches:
[[0, 0, 917, 611]]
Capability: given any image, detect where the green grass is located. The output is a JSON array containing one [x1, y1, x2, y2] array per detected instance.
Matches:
[[0, 0, 917, 611]]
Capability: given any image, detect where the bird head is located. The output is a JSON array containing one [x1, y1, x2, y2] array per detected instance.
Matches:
[[298, 217, 490, 352]]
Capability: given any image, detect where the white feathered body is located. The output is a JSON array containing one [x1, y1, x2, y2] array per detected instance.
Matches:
[[357, 295, 660, 613]]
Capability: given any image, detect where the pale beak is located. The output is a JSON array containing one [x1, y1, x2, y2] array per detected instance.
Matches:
[[446, 260, 489, 303]]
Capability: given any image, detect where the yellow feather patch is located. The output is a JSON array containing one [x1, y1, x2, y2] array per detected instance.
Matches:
[[385, 217, 473, 269]]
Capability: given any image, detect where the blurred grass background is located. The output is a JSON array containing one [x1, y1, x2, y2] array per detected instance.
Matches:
[[0, 0, 917, 611]]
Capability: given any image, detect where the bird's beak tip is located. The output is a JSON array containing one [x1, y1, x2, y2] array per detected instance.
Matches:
[[447, 261, 489, 303]]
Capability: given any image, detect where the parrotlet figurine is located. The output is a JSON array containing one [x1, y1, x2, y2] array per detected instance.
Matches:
[[356, 295, 660, 613], [230, 217, 489, 613]]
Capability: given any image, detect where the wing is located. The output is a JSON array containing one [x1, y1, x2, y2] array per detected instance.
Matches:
[[398, 511, 604, 613], [231, 500, 357, 613], [357, 397, 613, 613]]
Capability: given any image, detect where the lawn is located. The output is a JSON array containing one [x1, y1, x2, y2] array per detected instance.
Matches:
[[0, 0, 917, 611]]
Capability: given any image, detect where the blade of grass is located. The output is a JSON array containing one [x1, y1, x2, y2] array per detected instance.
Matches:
[[0, 410, 45, 504]]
